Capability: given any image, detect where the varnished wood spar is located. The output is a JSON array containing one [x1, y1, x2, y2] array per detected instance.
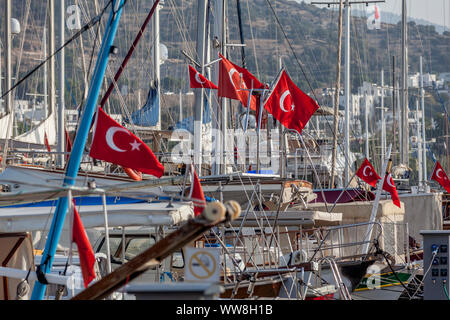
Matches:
[[72, 201, 240, 300]]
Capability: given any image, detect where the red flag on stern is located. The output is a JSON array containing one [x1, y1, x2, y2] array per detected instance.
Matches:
[[191, 168, 206, 216], [72, 200, 96, 288], [89, 108, 164, 177], [382, 173, 401, 208], [355, 158, 381, 187], [263, 70, 319, 134]]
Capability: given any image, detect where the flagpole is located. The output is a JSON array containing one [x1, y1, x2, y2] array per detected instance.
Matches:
[[361, 143, 392, 255], [31, 0, 126, 300]]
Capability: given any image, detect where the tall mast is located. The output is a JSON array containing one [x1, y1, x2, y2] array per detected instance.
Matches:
[[211, 0, 226, 175], [49, 0, 56, 118], [194, 0, 208, 174], [381, 69, 386, 165], [343, 0, 350, 184], [5, 0, 13, 122], [420, 56, 427, 182], [57, 0, 65, 167], [400, 0, 409, 165], [153, 0, 161, 130], [330, 0, 343, 188], [416, 98, 422, 184]]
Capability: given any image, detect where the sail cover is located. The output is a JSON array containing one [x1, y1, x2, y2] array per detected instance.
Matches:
[[127, 83, 160, 127]]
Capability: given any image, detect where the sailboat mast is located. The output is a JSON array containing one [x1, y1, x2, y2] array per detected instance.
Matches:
[[49, 0, 56, 119], [57, 0, 65, 167], [153, 0, 161, 130], [420, 56, 427, 181], [194, 0, 208, 174], [343, 0, 350, 185], [5, 0, 13, 120], [400, 0, 409, 165]]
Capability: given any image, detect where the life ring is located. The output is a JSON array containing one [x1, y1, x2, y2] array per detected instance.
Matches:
[[123, 167, 142, 181]]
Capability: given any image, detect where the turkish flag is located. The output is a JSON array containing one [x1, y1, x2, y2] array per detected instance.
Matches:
[[355, 158, 381, 187], [382, 173, 401, 208], [89, 108, 164, 177], [263, 70, 319, 134], [431, 161, 450, 193], [191, 168, 206, 216], [218, 53, 263, 110], [72, 200, 96, 288], [189, 65, 218, 89]]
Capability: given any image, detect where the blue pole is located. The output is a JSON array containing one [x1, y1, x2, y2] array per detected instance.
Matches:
[[31, 0, 126, 300]]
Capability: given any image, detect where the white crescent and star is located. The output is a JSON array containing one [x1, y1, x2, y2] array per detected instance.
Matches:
[[228, 68, 247, 89], [436, 168, 444, 179], [362, 165, 372, 177], [106, 127, 141, 152], [386, 174, 395, 188], [195, 72, 206, 85], [280, 90, 295, 112]]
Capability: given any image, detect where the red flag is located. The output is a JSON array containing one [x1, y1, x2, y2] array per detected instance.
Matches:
[[191, 169, 206, 216], [89, 108, 164, 177], [44, 132, 51, 152], [382, 173, 401, 208], [189, 65, 218, 89], [72, 200, 96, 288], [355, 158, 381, 187], [218, 53, 263, 111], [431, 161, 450, 193], [263, 70, 319, 134], [65, 128, 72, 163]]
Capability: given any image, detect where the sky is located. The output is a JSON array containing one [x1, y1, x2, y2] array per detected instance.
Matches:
[[297, 0, 450, 30]]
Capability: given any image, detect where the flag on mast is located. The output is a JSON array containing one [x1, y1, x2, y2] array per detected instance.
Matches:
[[89, 108, 164, 177], [218, 53, 263, 110], [431, 160, 450, 193], [367, 4, 381, 30], [263, 70, 319, 134], [189, 65, 218, 89], [355, 158, 381, 187]]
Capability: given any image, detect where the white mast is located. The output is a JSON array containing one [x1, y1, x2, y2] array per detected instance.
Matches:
[[5, 0, 13, 125], [49, 0, 56, 119], [57, 0, 65, 167], [153, 0, 161, 130], [194, 0, 208, 174], [364, 93, 369, 159], [344, 0, 350, 184], [420, 56, 427, 182], [416, 98, 422, 184], [400, 0, 409, 165], [381, 70, 386, 164]]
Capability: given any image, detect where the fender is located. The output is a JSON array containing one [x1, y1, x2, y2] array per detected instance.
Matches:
[[123, 167, 142, 181]]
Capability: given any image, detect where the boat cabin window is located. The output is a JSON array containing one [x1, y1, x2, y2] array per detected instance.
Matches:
[[125, 237, 155, 260]]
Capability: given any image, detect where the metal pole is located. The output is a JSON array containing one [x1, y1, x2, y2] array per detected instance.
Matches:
[[57, 0, 65, 168], [420, 56, 427, 182], [194, 0, 208, 175], [344, 0, 350, 185], [5, 0, 12, 119], [330, 0, 343, 189], [31, 0, 126, 300], [416, 98, 423, 185], [401, 0, 409, 165], [381, 70, 386, 165], [153, 0, 161, 130], [362, 144, 392, 255], [365, 93, 369, 159], [102, 193, 112, 275], [49, 0, 56, 118]]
